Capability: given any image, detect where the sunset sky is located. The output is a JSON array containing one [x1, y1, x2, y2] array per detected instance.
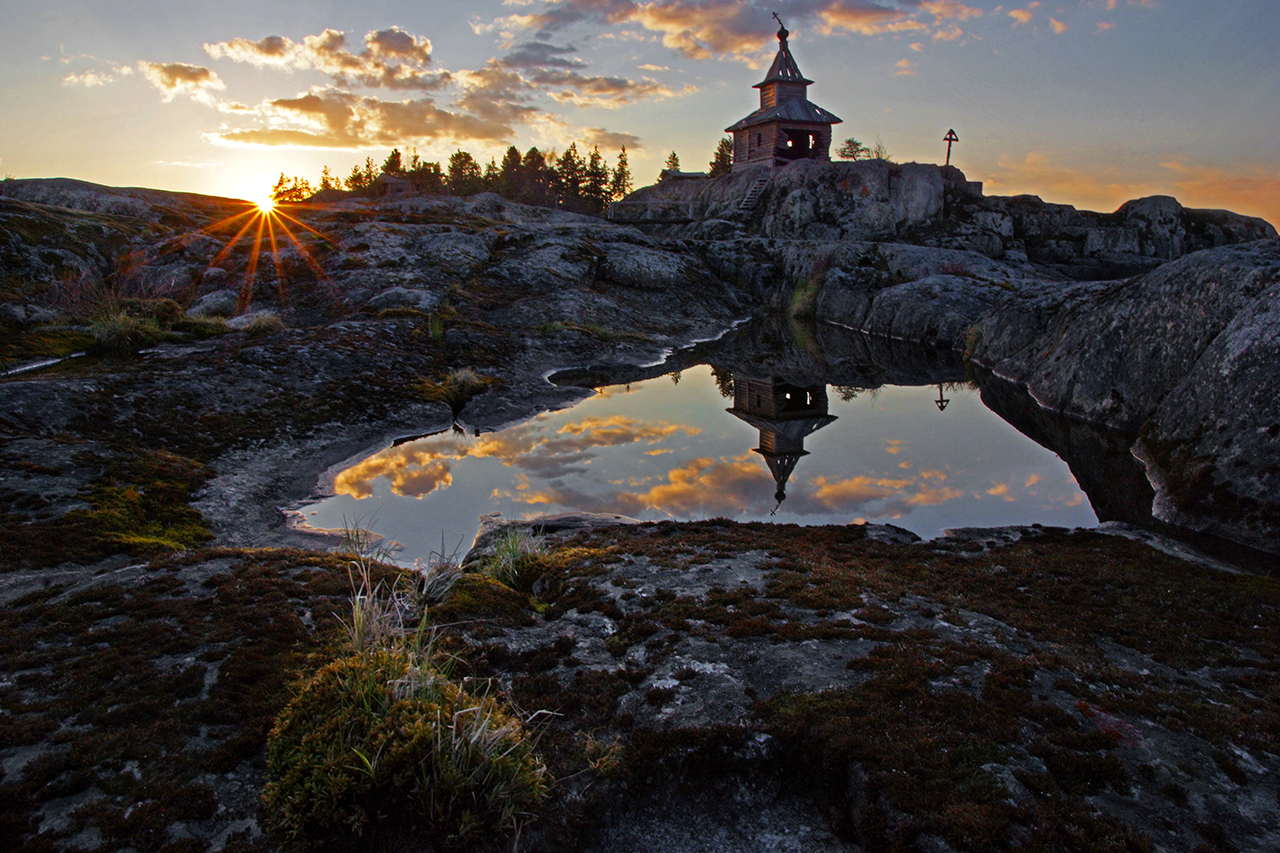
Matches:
[[3, 1, 1276, 224]]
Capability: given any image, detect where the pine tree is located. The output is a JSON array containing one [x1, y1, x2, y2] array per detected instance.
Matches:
[[270, 173, 314, 203], [609, 146, 633, 201], [557, 143, 585, 198], [318, 166, 337, 191], [446, 150, 483, 196], [499, 145, 523, 198], [660, 150, 680, 180], [583, 146, 609, 212], [411, 161, 445, 194], [483, 157, 500, 191], [836, 138, 870, 160], [521, 147, 550, 204], [382, 148, 404, 175], [708, 138, 733, 177]]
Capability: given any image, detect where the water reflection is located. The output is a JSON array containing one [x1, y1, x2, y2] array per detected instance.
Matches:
[[302, 362, 1096, 563], [726, 375, 837, 509]]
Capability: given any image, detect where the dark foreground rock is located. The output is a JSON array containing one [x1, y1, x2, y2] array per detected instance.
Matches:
[[441, 517, 1280, 853]]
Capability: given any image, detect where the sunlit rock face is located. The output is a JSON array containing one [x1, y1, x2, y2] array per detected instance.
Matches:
[[971, 239, 1280, 555]]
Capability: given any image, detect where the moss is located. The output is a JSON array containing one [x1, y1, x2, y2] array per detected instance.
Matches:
[[262, 646, 547, 852], [0, 449, 212, 571], [0, 548, 354, 853], [427, 574, 536, 629]]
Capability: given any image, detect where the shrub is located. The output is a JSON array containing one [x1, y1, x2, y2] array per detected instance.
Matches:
[[242, 311, 285, 337], [90, 311, 165, 357], [262, 646, 548, 851], [483, 528, 548, 592]]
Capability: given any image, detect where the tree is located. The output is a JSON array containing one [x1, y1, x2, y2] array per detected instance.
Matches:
[[708, 137, 733, 177], [663, 151, 681, 175], [345, 157, 378, 192], [409, 160, 445, 194], [499, 145, 523, 198], [483, 157, 500, 191], [318, 166, 338, 191], [270, 173, 313, 203], [382, 148, 404, 176], [583, 146, 609, 212], [609, 147, 633, 201], [871, 137, 891, 161], [520, 147, 552, 205], [446, 150, 483, 196], [557, 143, 585, 199], [836, 137, 871, 160]]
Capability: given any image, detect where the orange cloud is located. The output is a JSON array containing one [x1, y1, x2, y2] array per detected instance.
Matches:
[[919, 1, 983, 21], [895, 59, 917, 76], [1008, 3, 1040, 25], [907, 486, 966, 506], [811, 475, 915, 504], [1050, 18, 1068, 33], [819, 5, 927, 37], [987, 483, 1010, 496], [885, 440, 905, 455], [1024, 474, 1043, 488], [139, 61, 225, 104]]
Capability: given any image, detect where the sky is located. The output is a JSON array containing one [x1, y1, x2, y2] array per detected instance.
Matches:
[[2, 0, 1277, 225]]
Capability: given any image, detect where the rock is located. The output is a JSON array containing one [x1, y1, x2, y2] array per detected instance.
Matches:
[[363, 286, 441, 313], [971, 239, 1280, 554], [225, 309, 280, 330], [188, 288, 239, 317]]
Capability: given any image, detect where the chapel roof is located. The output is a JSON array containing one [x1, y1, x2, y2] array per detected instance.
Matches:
[[725, 98, 842, 133]]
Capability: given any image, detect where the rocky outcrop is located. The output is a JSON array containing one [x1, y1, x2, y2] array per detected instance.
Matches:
[[618, 160, 1276, 280], [970, 240, 1280, 554]]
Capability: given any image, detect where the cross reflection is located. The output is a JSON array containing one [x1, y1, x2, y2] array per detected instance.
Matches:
[[726, 374, 837, 511]]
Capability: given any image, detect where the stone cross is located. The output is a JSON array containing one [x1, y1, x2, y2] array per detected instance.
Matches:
[[943, 129, 959, 166]]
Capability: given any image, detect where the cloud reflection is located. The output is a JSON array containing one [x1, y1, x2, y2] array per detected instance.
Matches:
[[334, 414, 699, 499]]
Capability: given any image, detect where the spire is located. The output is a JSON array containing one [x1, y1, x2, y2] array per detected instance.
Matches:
[[756, 15, 812, 88]]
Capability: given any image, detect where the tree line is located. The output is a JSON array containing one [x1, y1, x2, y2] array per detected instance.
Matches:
[[270, 134, 892, 210], [271, 143, 633, 216]]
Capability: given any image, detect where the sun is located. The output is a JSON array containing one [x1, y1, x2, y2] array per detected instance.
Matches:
[[255, 196, 277, 214]]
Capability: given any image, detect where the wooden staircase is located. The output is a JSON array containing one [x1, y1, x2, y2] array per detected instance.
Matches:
[[738, 176, 771, 212]]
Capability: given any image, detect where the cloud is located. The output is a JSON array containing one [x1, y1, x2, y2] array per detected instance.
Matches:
[[205, 27, 447, 90], [907, 485, 965, 506], [932, 24, 965, 41], [331, 415, 700, 501], [62, 61, 133, 88], [529, 69, 689, 107], [138, 61, 226, 104], [1050, 18, 1068, 33], [606, 456, 770, 516], [1008, 3, 1040, 26], [1096, 21, 1116, 32], [819, 4, 927, 37], [209, 88, 517, 148], [500, 41, 589, 68], [637, 63, 669, 71], [918, 1, 983, 21], [583, 126, 643, 150], [895, 58, 916, 75]]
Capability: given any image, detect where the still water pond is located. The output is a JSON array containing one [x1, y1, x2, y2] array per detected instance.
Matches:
[[300, 365, 1096, 563]]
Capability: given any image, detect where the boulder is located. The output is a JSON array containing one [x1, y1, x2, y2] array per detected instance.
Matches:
[[188, 288, 239, 317]]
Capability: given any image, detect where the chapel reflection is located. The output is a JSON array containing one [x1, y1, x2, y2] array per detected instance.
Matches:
[[725, 373, 837, 510]]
